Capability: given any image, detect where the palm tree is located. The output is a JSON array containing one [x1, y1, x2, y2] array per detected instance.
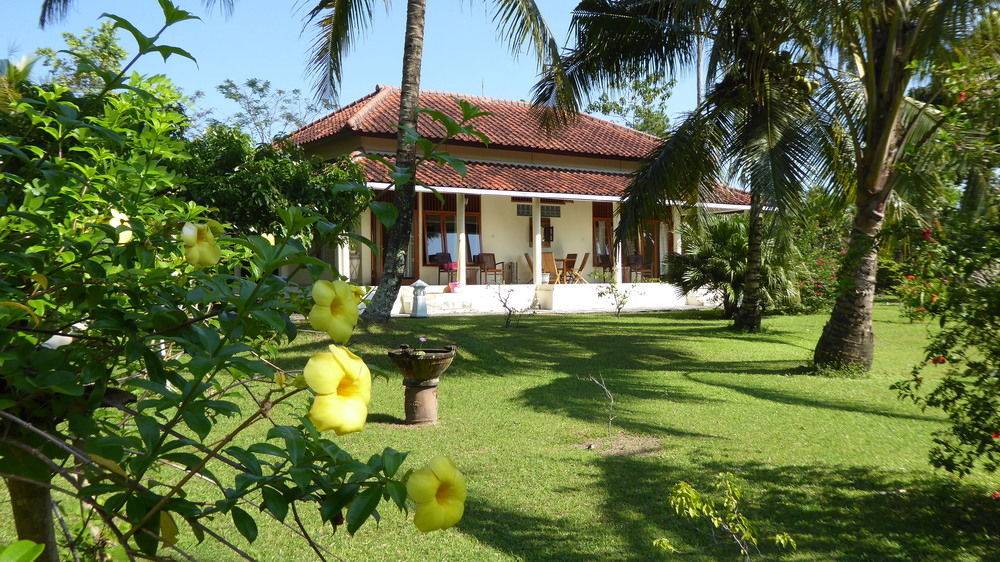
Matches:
[[801, 0, 997, 368], [38, 0, 559, 323], [534, 0, 815, 332], [665, 214, 802, 318]]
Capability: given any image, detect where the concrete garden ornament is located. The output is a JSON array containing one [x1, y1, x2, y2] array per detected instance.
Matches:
[[308, 280, 366, 344]]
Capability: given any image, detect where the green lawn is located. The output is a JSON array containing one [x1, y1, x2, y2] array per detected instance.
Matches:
[[5, 306, 999, 560]]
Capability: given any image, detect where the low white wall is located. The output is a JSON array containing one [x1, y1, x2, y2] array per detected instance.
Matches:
[[393, 282, 701, 316], [396, 284, 537, 315]]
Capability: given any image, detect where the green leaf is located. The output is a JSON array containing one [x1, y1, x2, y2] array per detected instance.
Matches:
[[134, 415, 161, 452], [346, 486, 382, 535], [385, 480, 408, 511], [368, 201, 398, 228], [148, 45, 197, 64], [381, 448, 406, 477], [157, 0, 200, 25], [230, 506, 258, 543], [0, 540, 45, 562], [261, 487, 288, 522], [101, 14, 153, 52]]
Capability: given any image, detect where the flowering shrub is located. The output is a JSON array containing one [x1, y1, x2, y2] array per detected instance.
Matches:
[[893, 206, 999, 477], [0, 6, 469, 558]]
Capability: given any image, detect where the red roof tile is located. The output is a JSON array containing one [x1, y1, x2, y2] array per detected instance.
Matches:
[[361, 157, 750, 206], [291, 85, 661, 159]]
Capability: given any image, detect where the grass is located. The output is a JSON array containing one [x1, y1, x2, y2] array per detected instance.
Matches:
[[4, 305, 999, 560]]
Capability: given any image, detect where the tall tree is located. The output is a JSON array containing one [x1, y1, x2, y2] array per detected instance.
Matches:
[[804, 0, 998, 368], [585, 74, 675, 137], [534, 0, 815, 332], [34, 20, 126, 93]]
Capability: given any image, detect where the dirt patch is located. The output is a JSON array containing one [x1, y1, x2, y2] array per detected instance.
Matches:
[[574, 432, 662, 457]]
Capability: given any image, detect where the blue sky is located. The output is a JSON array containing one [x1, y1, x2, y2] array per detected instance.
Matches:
[[2, 0, 700, 126]]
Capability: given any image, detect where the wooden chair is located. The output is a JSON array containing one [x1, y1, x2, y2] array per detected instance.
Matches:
[[478, 253, 505, 284], [627, 254, 654, 282], [569, 252, 590, 283], [433, 252, 455, 285], [541, 252, 561, 284], [560, 253, 578, 283]]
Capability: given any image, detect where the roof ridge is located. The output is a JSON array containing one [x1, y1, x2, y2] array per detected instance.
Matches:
[[289, 87, 382, 140], [347, 84, 394, 129], [374, 84, 535, 108]]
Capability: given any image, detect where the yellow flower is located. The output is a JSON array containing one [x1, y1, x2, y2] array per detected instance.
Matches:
[[406, 456, 467, 532], [305, 346, 372, 435], [308, 280, 365, 344], [181, 222, 221, 267], [109, 209, 133, 244]]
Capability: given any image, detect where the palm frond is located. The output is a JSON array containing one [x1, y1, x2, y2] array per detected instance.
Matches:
[[303, 0, 386, 101], [616, 99, 729, 244], [531, 0, 709, 129]]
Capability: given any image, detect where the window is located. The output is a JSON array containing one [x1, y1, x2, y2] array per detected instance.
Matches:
[[593, 202, 613, 265], [422, 193, 481, 264]]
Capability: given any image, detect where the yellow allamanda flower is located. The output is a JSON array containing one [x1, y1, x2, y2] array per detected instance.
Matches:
[[308, 280, 365, 344], [304, 346, 372, 435], [181, 222, 221, 267], [406, 456, 467, 532], [109, 209, 133, 244]]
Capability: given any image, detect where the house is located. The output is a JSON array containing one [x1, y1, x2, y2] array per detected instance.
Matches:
[[290, 85, 749, 314]]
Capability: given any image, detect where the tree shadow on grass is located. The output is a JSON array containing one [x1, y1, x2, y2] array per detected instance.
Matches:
[[684, 373, 944, 423], [593, 455, 1000, 560], [458, 497, 611, 561]]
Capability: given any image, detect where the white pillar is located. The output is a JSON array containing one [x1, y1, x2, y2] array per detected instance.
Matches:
[[612, 202, 624, 284], [336, 241, 350, 280], [457, 193, 467, 285], [671, 206, 683, 253], [416, 191, 424, 280], [532, 197, 542, 284]]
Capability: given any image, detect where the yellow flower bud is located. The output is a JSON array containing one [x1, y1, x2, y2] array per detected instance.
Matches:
[[304, 347, 372, 435], [406, 456, 466, 532], [181, 222, 221, 267], [308, 280, 365, 344]]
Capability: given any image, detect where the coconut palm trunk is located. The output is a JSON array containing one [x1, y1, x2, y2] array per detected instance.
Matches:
[[812, 11, 909, 368], [733, 190, 764, 331], [362, 0, 426, 322]]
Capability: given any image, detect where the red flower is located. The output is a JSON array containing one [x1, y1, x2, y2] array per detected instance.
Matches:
[[906, 275, 916, 280], [958, 91, 968, 103], [921, 229, 933, 241], [943, 279, 949, 284], [993, 491, 1000, 500], [991, 432, 1000, 439], [915, 307, 926, 312], [931, 294, 938, 303], [839, 249, 848, 254], [931, 356, 947, 364]]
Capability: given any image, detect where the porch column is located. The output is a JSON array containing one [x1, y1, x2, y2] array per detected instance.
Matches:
[[671, 206, 683, 253], [532, 197, 542, 284], [612, 202, 624, 284], [457, 193, 467, 285], [336, 240, 350, 280], [416, 191, 424, 281]]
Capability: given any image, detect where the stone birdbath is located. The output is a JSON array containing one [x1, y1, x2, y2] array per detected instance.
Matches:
[[386, 344, 456, 425]]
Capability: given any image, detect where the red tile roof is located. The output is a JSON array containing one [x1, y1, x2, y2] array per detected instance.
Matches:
[[291, 85, 661, 159], [362, 157, 750, 206]]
